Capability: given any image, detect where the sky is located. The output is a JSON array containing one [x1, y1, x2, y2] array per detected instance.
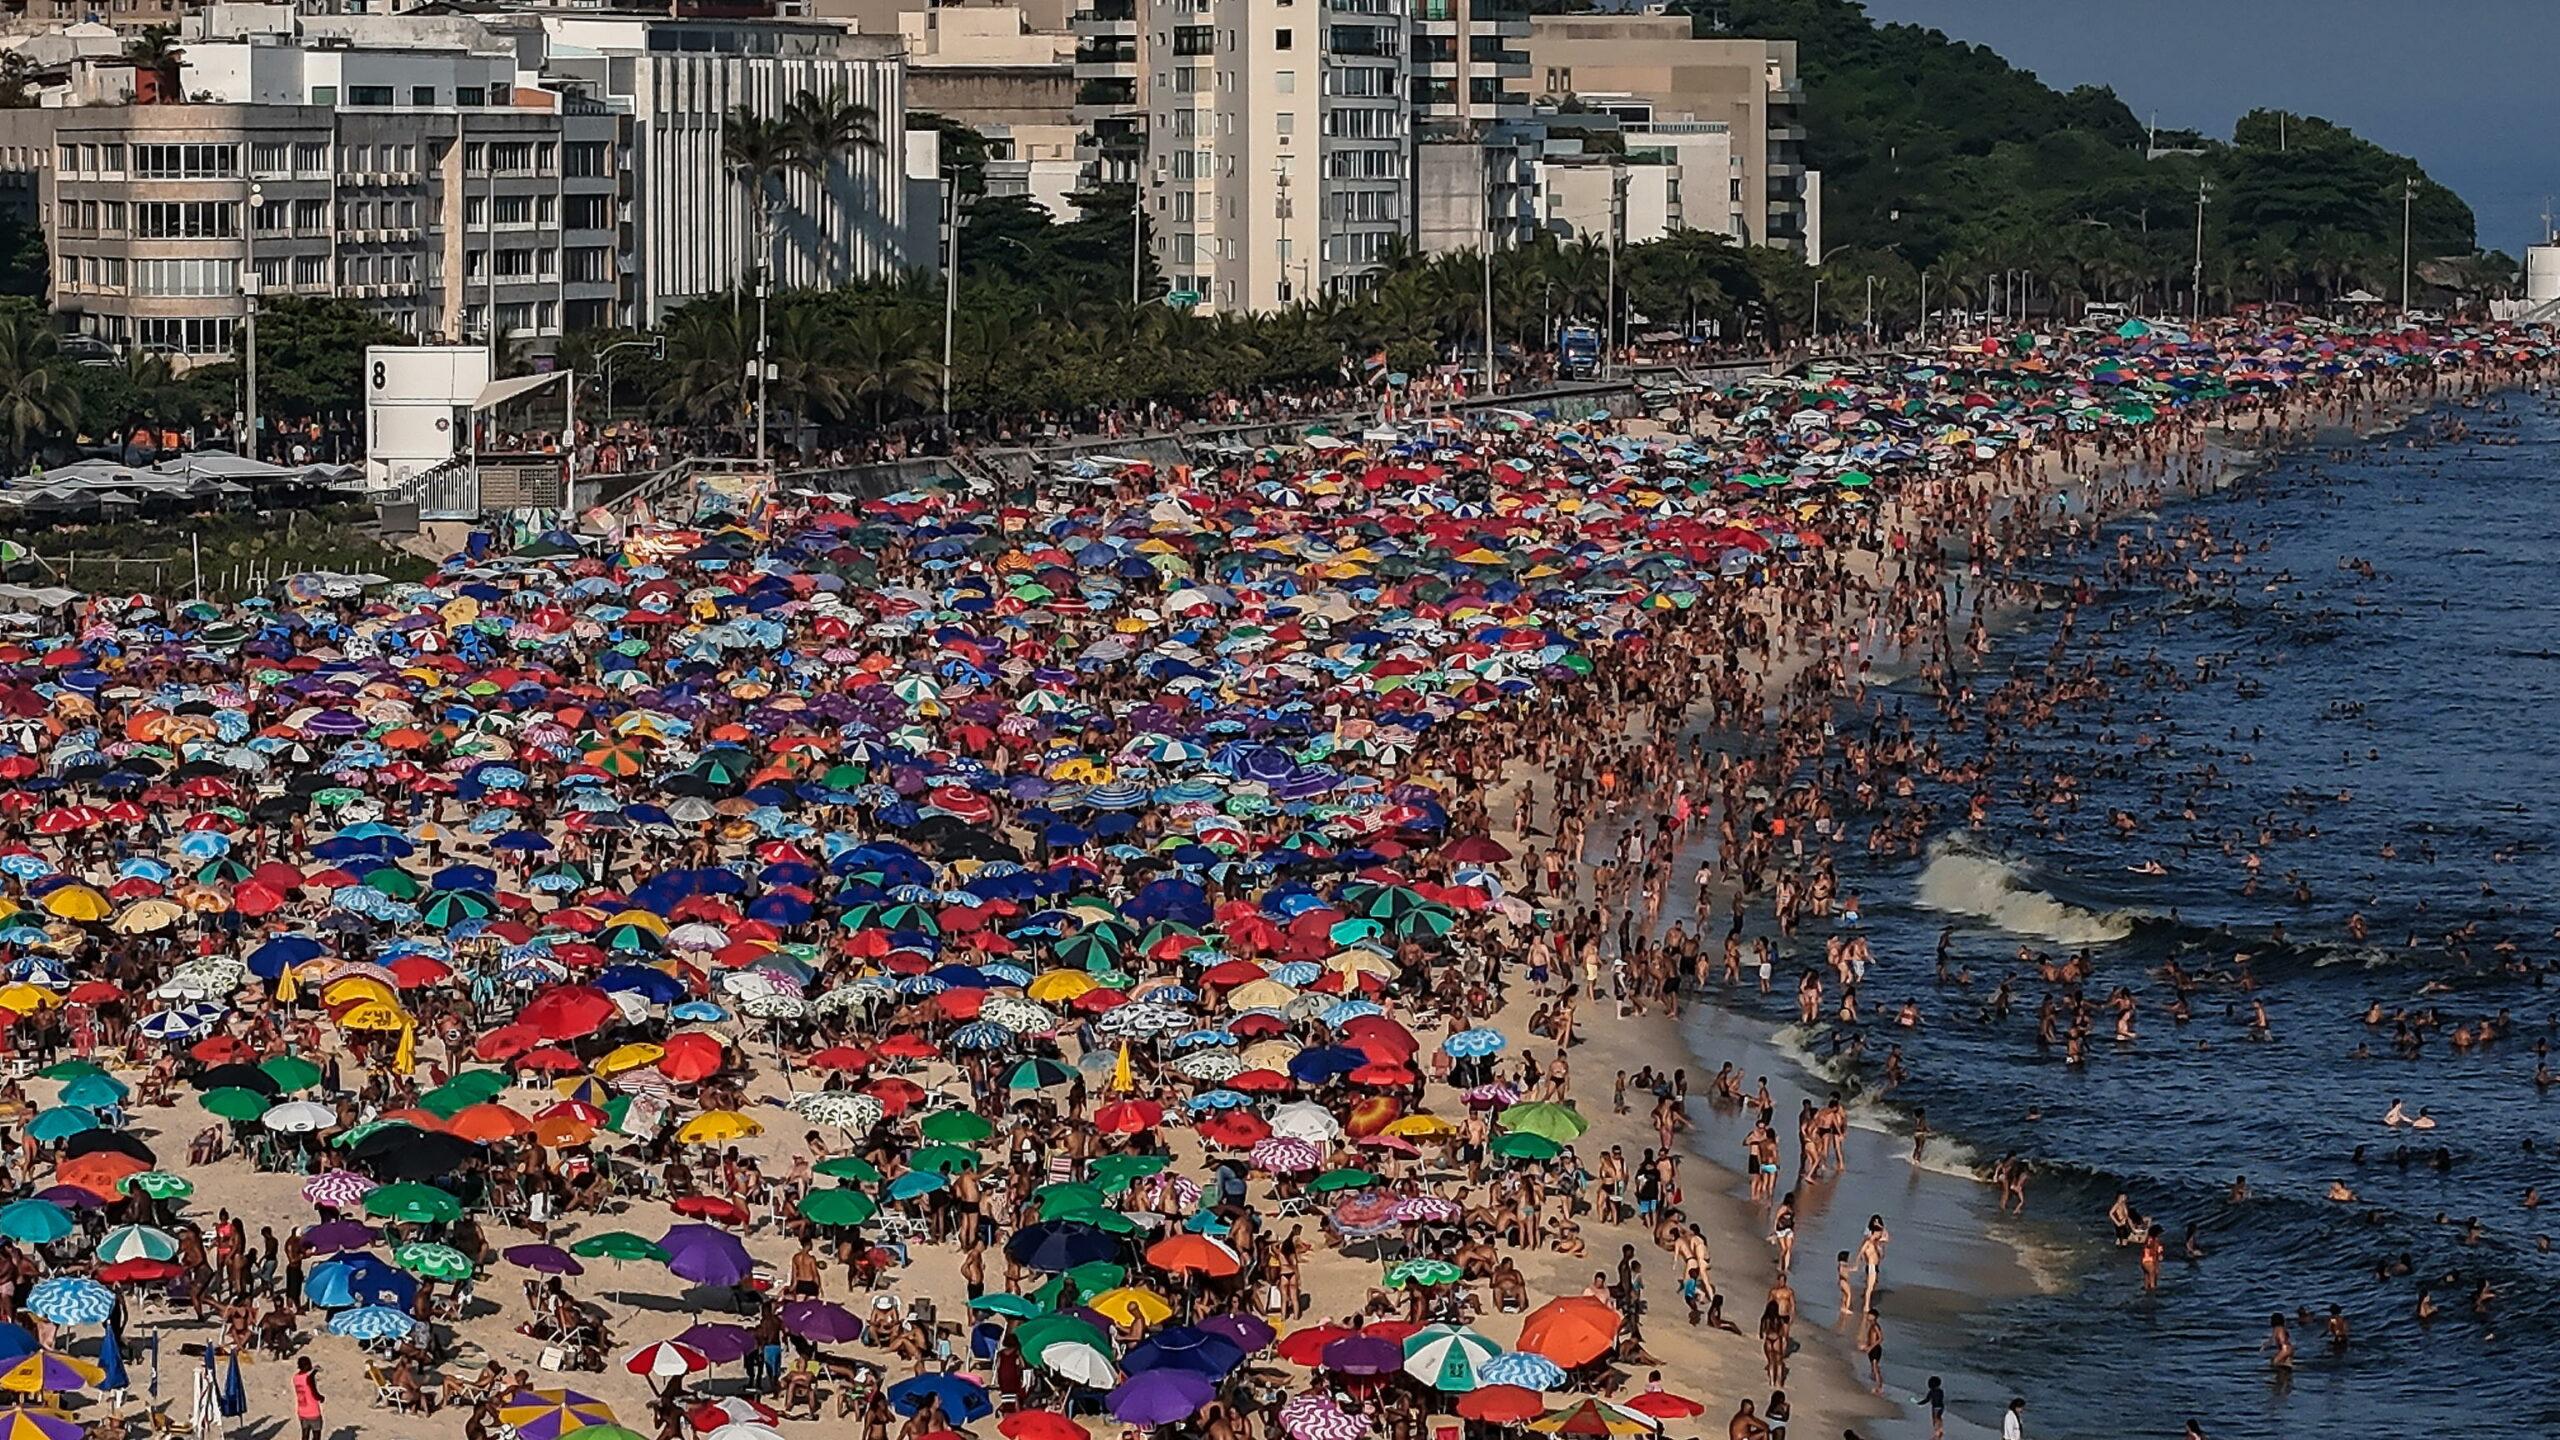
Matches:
[[1857, 0, 2559, 255]]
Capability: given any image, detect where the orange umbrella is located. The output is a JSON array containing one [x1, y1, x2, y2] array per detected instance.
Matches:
[[55, 1151, 148, 1198], [658, 1031, 726, 1084], [532, 1114, 596, 1147], [1515, 1296, 1621, 1368], [1144, 1234, 1242, 1278], [445, 1103, 536, 1143]]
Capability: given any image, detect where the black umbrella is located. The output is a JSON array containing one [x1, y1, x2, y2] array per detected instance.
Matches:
[[192, 1063, 279, 1096], [63, 1129, 155, 1164], [359, 1130, 481, 1181]]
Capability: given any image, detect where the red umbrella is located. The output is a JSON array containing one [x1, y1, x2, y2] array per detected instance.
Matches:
[[1623, 1391, 1705, 1420], [672, 1195, 749, 1226], [1195, 1112, 1269, 1146], [521, 985, 617, 1038], [659, 1032, 725, 1084], [1093, 1100, 1163, 1135], [998, 1411, 1087, 1440], [1457, 1389, 1547, 1424]]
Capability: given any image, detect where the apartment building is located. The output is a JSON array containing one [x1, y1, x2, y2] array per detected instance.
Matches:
[[1141, 0, 1408, 313], [0, 34, 623, 360], [1521, 14, 1810, 253], [894, 2, 1082, 219], [1409, 0, 1528, 133]]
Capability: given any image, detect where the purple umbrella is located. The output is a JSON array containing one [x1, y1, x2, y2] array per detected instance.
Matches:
[[1319, 1334, 1402, 1375], [34, 1186, 106, 1211], [302, 1221, 380, 1254], [658, 1224, 753, 1288], [677, 1321, 757, 1363], [780, 1300, 862, 1343], [1107, 1369, 1216, 1426], [501, 1244, 584, 1276], [1197, 1312, 1276, 1355]]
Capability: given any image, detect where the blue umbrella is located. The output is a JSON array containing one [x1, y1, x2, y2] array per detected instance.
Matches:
[[887, 1373, 993, 1421], [1441, 1028, 1508, 1058], [219, 1347, 246, 1417], [24, 1276, 113, 1325], [1477, 1351, 1567, 1390], [324, 1306, 416, 1341], [98, 1323, 127, 1393]]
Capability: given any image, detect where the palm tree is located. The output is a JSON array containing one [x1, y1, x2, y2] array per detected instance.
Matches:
[[783, 89, 880, 277], [654, 305, 749, 427], [836, 310, 937, 426], [125, 26, 182, 101], [722, 107, 803, 301], [0, 312, 77, 469]]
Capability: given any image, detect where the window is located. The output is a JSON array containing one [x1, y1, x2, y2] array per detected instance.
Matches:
[[292, 142, 327, 174], [347, 146, 371, 173], [1274, 28, 1291, 49], [292, 198, 328, 231], [412, 86, 435, 106], [1275, 70, 1294, 93], [348, 85, 393, 107], [309, 85, 337, 105], [564, 142, 608, 178], [344, 255, 371, 284], [250, 141, 288, 175], [291, 255, 325, 287], [1172, 24, 1213, 55], [456, 86, 485, 108], [130, 144, 239, 179], [565, 195, 609, 229], [347, 200, 371, 229], [492, 194, 534, 226], [564, 246, 611, 283], [132, 201, 238, 238], [135, 316, 234, 357]]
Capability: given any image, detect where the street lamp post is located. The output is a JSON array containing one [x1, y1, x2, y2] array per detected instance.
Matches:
[[1917, 271, 1928, 339], [2401, 176, 2417, 314], [1810, 276, 1821, 343], [941, 169, 962, 433], [2191, 178, 2210, 327], [1863, 275, 1875, 338], [754, 267, 770, 466], [241, 182, 261, 461]]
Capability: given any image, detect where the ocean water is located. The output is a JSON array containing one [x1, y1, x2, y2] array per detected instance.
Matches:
[[1761, 394, 2560, 1439]]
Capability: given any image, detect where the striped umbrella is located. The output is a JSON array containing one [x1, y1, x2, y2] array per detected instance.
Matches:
[[1476, 1352, 1566, 1392], [1248, 1137, 1321, 1174], [1400, 1324, 1501, 1391], [95, 1225, 180, 1265], [23, 1277, 113, 1326], [302, 1171, 378, 1208], [1277, 1393, 1369, 1440], [325, 1305, 418, 1341]]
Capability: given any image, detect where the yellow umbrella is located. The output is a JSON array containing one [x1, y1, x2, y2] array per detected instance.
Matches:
[[0, 984, 61, 1014], [36, 887, 109, 924], [109, 898, 184, 935], [602, 909, 669, 937], [1026, 970, 1098, 1004], [595, 1042, 666, 1076], [1086, 1286, 1174, 1326], [320, 976, 400, 1010], [1384, 1114, 1457, 1139], [335, 1000, 409, 1032], [1225, 978, 1301, 1012], [676, 1110, 763, 1145]]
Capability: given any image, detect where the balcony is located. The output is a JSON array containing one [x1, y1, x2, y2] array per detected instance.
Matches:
[[1074, 77, 1140, 122]]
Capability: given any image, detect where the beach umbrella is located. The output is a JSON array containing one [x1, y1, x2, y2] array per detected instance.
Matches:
[[119, 1171, 193, 1202], [779, 1301, 862, 1343], [1106, 1370, 1215, 1426], [1278, 1393, 1369, 1440], [1496, 1102, 1589, 1143], [0, 1202, 71, 1245], [22, 1278, 111, 1326], [1000, 1411, 1089, 1440], [0, 1410, 83, 1440], [95, 1226, 179, 1265], [795, 1189, 877, 1228], [1476, 1352, 1567, 1391], [1457, 1387, 1547, 1424], [499, 1389, 619, 1440], [659, 1224, 753, 1287], [362, 1182, 462, 1226], [394, 1242, 475, 1282], [0, 1350, 103, 1394], [622, 1341, 708, 1380], [1621, 1390, 1706, 1421], [887, 1374, 992, 1422], [1401, 1324, 1501, 1391], [325, 1306, 416, 1341], [1526, 1400, 1658, 1437], [1514, 1297, 1619, 1367]]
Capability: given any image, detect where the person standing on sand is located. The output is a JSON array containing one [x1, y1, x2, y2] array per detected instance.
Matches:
[[292, 1357, 324, 1440], [2002, 1397, 2027, 1440]]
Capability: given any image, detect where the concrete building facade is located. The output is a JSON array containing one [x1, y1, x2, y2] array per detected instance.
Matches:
[[1520, 15, 1810, 253]]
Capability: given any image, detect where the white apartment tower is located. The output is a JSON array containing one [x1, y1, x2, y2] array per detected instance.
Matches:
[[1145, 0, 1409, 313]]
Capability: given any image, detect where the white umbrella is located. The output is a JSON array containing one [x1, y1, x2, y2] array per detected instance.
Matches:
[[1268, 1100, 1342, 1143], [260, 1100, 337, 1134]]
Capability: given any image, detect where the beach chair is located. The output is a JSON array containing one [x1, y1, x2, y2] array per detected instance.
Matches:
[[368, 1361, 414, 1413]]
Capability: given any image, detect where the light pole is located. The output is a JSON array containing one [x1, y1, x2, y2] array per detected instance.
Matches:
[[2191, 178, 2210, 327], [241, 182, 260, 460], [2400, 176, 2417, 314], [1481, 223, 1497, 396], [1863, 275, 1875, 338], [941, 168, 962, 432], [1810, 275, 1821, 343], [1130, 179, 1143, 307], [754, 267, 770, 466], [594, 336, 662, 426], [1917, 270, 1928, 339], [1604, 167, 1626, 379]]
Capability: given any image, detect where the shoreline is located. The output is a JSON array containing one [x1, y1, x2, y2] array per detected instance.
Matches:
[[1543, 367, 2500, 1439]]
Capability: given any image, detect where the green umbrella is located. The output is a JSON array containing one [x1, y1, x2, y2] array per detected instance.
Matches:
[[1031, 1262, 1127, 1308], [918, 1110, 994, 1144], [1007, 1059, 1074, 1091], [1496, 1101, 1590, 1143], [908, 1144, 982, 1175], [36, 1061, 104, 1082], [1385, 1258, 1463, 1288], [260, 1056, 325, 1093], [361, 867, 422, 901], [119, 1171, 195, 1201], [362, 1182, 462, 1226], [1308, 1168, 1378, 1194], [797, 1189, 878, 1228], [814, 1155, 883, 1183], [394, 1242, 476, 1281], [1083, 1154, 1169, 1185], [1031, 1182, 1111, 1218], [571, 1231, 669, 1262], [1014, 1314, 1111, 1363], [420, 891, 494, 929], [1489, 1132, 1562, 1161], [967, 1293, 1048, 1319]]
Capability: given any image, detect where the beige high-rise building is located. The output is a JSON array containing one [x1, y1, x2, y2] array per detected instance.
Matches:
[[1521, 14, 1810, 253]]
